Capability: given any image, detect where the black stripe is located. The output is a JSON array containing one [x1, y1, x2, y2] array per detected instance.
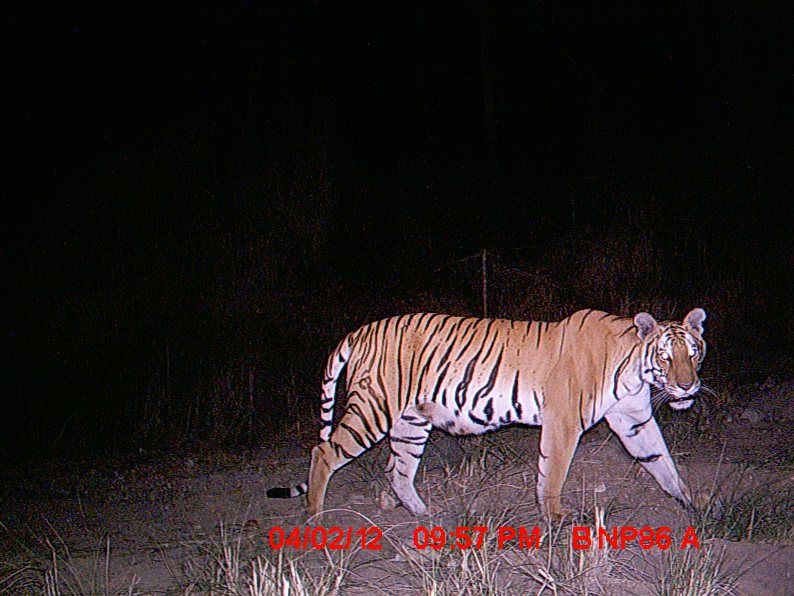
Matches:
[[618, 324, 635, 338], [390, 435, 428, 444], [454, 324, 480, 359], [436, 314, 454, 331], [437, 341, 456, 370], [612, 348, 635, 401], [468, 412, 489, 426], [336, 442, 358, 460], [267, 487, 296, 499], [431, 362, 451, 402], [405, 350, 417, 403], [348, 403, 377, 441], [372, 394, 392, 433], [407, 418, 430, 427], [421, 313, 436, 331], [445, 317, 468, 342], [578, 309, 595, 330], [395, 321, 407, 408], [627, 414, 653, 437], [511, 371, 522, 419], [455, 352, 480, 408], [635, 453, 662, 463], [375, 361, 393, 431], [483, 398, 494, 422], [415, 343, 440, 392], [472, 348, 503, 407], [363, 398, 387, 436], [480, 321, 500, 360], [340, 422, 368, 449]]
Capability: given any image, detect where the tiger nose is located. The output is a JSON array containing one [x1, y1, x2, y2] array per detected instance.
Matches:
[[678, 381, 696, 391]]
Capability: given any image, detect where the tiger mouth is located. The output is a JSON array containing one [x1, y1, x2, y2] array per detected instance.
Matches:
[[668, 398, 694, 410]]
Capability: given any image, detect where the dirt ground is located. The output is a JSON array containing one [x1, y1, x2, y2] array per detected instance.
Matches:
[[2, 379, 792, 594]]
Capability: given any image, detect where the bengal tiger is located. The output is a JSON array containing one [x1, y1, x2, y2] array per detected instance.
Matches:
[[267, 308, 706, 518]]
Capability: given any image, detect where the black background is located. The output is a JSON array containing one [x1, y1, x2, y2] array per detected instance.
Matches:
[[4, 3, 792, 458]]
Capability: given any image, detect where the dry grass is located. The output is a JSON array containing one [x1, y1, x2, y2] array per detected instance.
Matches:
[[0, 536, 141, 595], [650, 543, 740, 596], [180, 522, 350, 595], [692, 464, 794, 544], [0, 450, 768, 596]]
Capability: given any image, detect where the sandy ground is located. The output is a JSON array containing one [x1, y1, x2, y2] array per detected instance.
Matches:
[[2, 380, 792, 594]]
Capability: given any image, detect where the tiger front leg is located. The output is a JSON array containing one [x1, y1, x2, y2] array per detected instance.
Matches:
[[536, 416, 582, 519], [605, 411, 693, 508]]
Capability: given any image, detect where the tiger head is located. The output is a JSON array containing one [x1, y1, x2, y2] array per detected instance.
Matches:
[[634, 308, 707, 410]]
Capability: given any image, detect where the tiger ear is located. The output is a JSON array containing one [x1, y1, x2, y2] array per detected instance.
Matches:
[[683, 308, 706, 335], [634, 312, 658, 340]]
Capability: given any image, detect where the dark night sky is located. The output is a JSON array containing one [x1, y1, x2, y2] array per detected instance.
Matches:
[[7, 4, 792, 234], [3, 3, 792, 454]]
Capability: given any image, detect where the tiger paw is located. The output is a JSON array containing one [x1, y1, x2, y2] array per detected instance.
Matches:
[[692, 490, 724, 520], [692, 490, 712, 509], [379, 490, 400, 510], [545, 507, 576, 523]]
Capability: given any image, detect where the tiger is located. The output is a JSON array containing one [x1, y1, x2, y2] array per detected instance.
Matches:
[[267, 308, 707, 519]]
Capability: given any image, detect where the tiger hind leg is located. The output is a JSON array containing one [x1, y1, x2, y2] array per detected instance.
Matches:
[[307, 405, 386, 518], [386, 406, 432, 515]]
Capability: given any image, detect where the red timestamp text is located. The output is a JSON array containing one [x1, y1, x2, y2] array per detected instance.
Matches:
[[267, 526, 382, 551], [571, 525, 701, 550], [413, 525, 543, 550]]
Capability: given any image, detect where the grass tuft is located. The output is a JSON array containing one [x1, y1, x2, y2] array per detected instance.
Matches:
[[182, 521, 348, 595], [692, 468, 794, 544], [653, 543, 740, 596]]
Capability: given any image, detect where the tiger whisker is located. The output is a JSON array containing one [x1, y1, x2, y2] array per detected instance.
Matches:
[[651, 387, 673, 410]]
